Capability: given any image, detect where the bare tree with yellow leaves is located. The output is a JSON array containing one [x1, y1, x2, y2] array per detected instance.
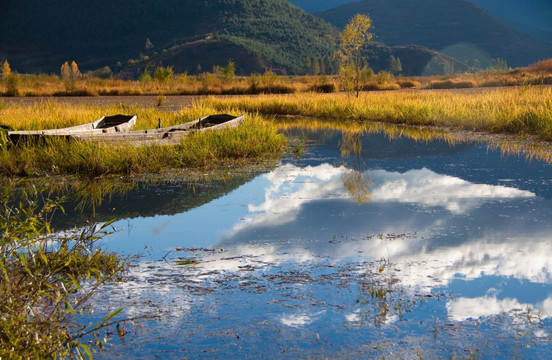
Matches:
[[337, 14, 373, 97], [60, 61, 82, 92], [60, 60, 82, 79]]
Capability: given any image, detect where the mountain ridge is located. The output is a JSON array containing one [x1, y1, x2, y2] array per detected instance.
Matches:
[[316, 0, 552, 68], [470, 0, 552, 42], [0, 0, 468, 76]]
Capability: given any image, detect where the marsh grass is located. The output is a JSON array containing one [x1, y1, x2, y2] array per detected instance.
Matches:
[[205, 86, 552, 141], [0, 100, 205, 131], [0, 102, 286, 177], [2, 62, 551, 97]]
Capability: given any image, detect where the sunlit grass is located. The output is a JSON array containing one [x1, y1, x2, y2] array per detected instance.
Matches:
[[0, 100, 225, 131], [205, 86, 552, 141], [1, 62, 551, 97], [0, 102, 286, 178]]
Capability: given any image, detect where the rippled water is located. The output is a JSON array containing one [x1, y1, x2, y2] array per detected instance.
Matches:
[[79, 128, 552, 359]]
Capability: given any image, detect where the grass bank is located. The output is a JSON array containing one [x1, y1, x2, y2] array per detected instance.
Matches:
[[205, 86, 552, 141], [0, 102, 287, 178]]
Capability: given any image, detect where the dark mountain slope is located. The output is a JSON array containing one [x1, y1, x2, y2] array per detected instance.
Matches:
[[288, 0, 356, 12], [470, 0, 552, 43], [0, 0, 338, 74], [317, 0, 552, 67]]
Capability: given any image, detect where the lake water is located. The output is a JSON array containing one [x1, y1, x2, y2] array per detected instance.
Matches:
[[78, 127, 552, 359]]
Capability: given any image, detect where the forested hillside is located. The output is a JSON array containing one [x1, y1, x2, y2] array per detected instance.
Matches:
[[288, 0, 354, 12], [0, 0, 338, 74], [317, 0, 552, 68], [0, 0, 474, 76]]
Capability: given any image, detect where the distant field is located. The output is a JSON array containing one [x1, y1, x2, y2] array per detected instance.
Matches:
[[1, 59, 551, 97], [0, 95, 200, 109]]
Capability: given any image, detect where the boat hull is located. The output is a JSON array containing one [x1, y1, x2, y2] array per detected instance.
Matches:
[[72, 114, 244, 145], [7, 114, 137, 143], [5, 114, 243, 146]]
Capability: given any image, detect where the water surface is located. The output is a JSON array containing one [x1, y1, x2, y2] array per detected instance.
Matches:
[[81, 127, 552, 359]]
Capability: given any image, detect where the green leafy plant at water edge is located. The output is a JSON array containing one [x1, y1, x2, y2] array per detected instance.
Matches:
[[0, 181, 127, 358], [156, 95, 167, 107]]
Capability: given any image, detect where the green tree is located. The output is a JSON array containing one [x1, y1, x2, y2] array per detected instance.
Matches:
[[90, 66, 113, 79], [424, 56, 445, 75], [337, 14, 374, 97], [145, 38, 154, 50], [490, 58, 509, 72], [360, 67, 374, 83], [304, 57, 313, 74], [154, 65, 174, 83], [471, 58, 481, 72], [139, 62, 155, 83], [389, 55, 402, 75], [319, 57, 326, 75], [311, 58, 320, 75], [220, 60, 236, 82]]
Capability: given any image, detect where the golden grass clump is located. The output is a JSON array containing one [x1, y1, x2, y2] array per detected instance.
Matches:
[[427, 79, 475, 89], [528, 59, 552, 73], [0, 102, 287, 177]]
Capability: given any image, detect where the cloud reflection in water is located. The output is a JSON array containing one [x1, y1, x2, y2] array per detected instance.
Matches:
[[212, 163, 551, 322], [88, 145, 552, 359]]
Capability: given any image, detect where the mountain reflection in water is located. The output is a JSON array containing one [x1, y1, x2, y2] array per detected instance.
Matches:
[[88, 128, 552, 359]]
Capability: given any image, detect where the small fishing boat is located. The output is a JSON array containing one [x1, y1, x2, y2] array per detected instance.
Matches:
[[5, 114, 244, 145], [7, 114, 137, 143], [72, 113, 244, 145]]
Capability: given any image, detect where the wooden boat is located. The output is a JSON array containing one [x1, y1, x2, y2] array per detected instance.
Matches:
[[6, 114, 243, 146], [7, 114, 136, 143], [72, 113, 244, 145]]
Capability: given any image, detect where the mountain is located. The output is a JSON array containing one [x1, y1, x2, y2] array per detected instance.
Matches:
[[0, 0, 469, 77], [288, 0, 355, 12], [316, 0, 552, 68], [0, 0, 338, 75], [470, 0, 552, 43]]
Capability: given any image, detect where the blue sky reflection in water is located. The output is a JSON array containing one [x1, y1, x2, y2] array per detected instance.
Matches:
[[94, 129, 552, 359]]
